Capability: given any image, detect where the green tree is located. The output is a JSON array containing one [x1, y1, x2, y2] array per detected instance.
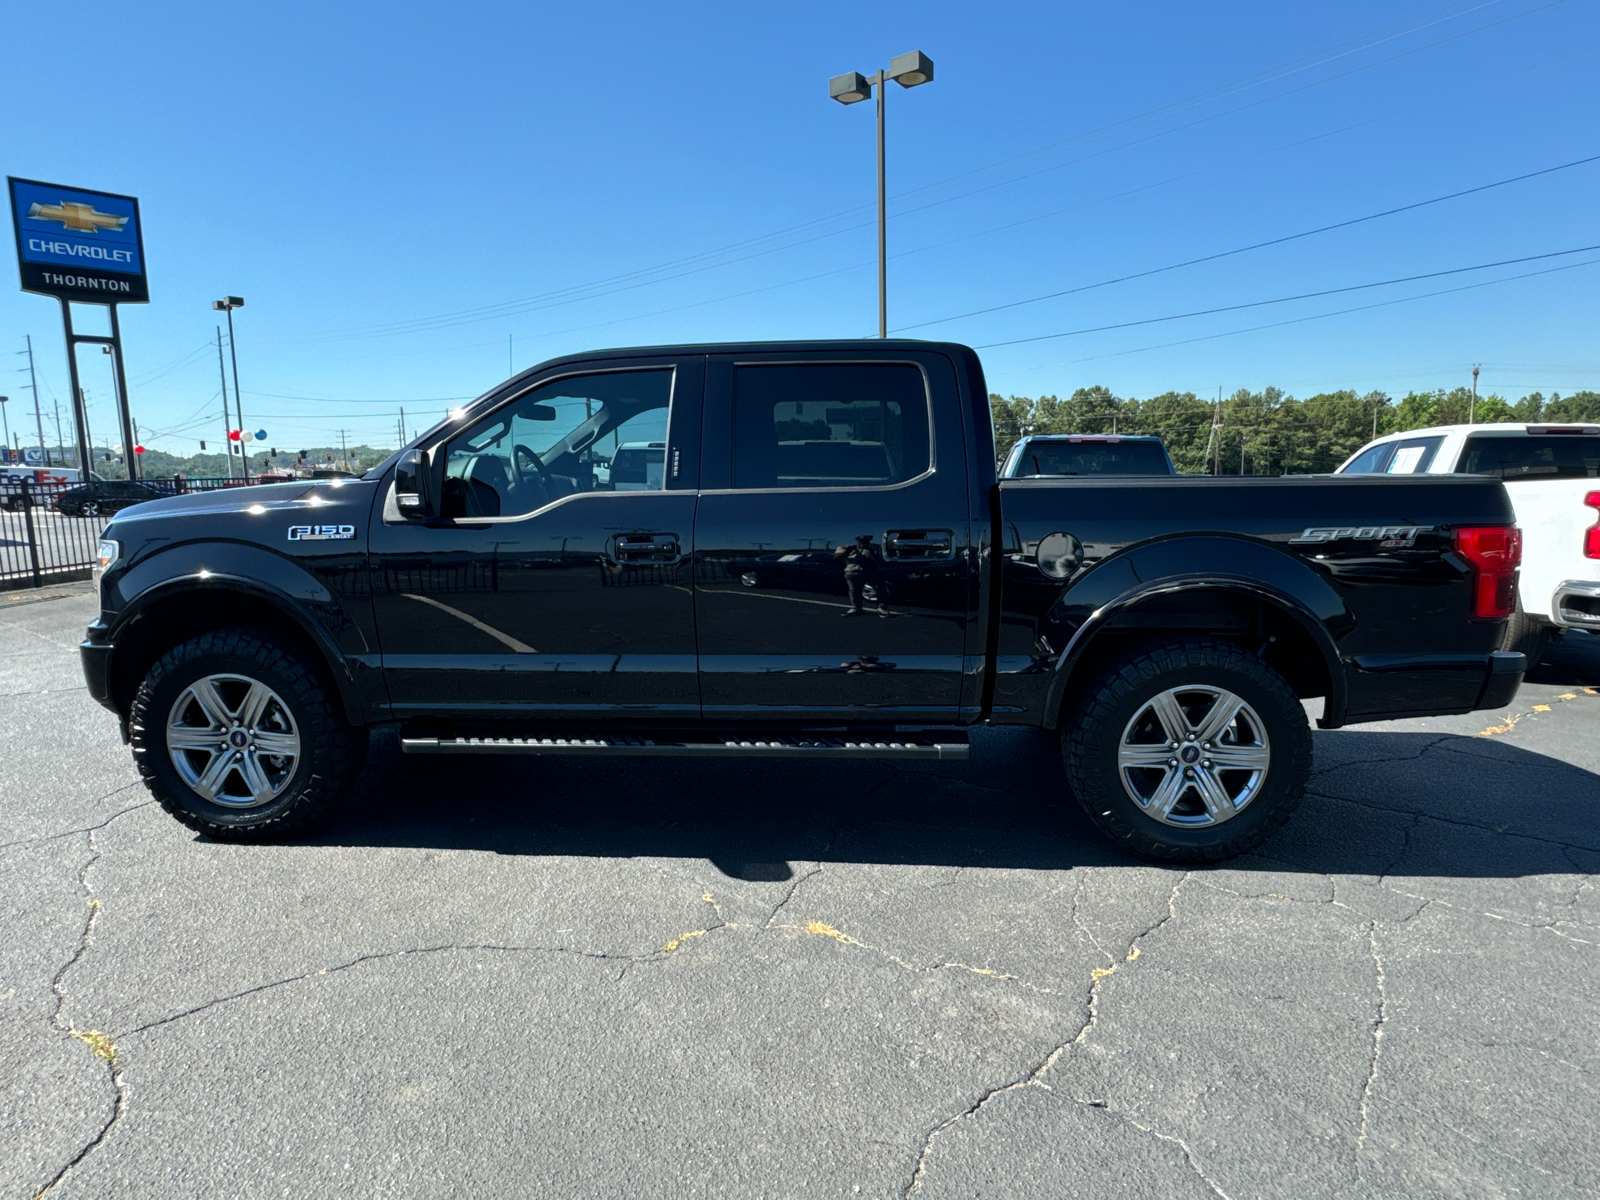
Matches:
[[1545, 391, 1600, 422]]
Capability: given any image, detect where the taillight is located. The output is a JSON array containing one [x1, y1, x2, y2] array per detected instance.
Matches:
[[1585, 491, 1600, 560], [1454, 525, 1521, 620]]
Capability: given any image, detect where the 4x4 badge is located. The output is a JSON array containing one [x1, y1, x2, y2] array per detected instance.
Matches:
[[287, 524, 356, 541]]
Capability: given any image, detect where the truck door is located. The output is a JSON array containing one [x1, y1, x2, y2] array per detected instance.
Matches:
[[368, 355, 703, 721], [693, 351, 972, 723]]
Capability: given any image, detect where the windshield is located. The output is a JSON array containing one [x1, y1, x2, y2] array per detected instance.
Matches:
[[1458, 434, 1600, 481], [1006, 439, 1171, 477]]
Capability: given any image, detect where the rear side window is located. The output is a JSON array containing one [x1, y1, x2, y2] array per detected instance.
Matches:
[[732, 363, 930, 489], [1459, 435, 1600, 481], [1383, 436, 1444, 474], [1007, 439, 1170, 476], [1341, 442, 1396, 473]]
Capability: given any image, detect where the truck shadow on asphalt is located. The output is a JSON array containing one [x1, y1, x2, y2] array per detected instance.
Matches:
[[310, 722, 1599, 881]]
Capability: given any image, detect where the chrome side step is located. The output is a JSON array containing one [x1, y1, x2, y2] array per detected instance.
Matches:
[[400, 731, 969, 760]]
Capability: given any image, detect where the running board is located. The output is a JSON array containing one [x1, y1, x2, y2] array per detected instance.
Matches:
[[400, 730, 969, 760]]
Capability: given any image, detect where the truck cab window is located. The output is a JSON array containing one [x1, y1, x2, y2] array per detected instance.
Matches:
[[1383, 436, 1444, 474], [440, 369, 672, 518], [1459, 435, 1600, 481], [731, 363, 930, 489], [1342, 442, 1396, 474]]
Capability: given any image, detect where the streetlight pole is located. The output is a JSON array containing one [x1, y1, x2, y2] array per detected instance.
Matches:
[[0, 397, 9, 460], [214, 297, 248, 482], [830, 51, 934, 338]]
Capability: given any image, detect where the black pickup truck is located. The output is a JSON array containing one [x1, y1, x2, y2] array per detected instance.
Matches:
[[82, 340, 1526, 862]]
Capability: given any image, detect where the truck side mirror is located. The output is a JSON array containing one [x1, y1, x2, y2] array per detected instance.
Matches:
[[395, 448, 433, 517]]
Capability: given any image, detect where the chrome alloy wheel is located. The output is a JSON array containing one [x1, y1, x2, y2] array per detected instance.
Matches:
[[1115, 685, 1271, 827], [165, 674, 301, 809]]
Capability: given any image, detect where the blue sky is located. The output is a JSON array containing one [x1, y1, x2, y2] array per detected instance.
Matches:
[[3, 0, 1597, 455]]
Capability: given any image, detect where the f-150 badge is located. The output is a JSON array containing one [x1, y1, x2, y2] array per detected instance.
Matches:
[[1291, 525, 1429, 548], [287, 524, 356, 541]]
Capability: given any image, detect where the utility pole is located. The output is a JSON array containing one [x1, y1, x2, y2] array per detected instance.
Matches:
[[25, 336, 47, 465], [1470, 364, 1480, 424], [338, 428, 349, 469], [1209, 386, 1222, 475], [215, 327, 235, 480], [399, 407, 407, 448], [1240, 429, 1247, 476]]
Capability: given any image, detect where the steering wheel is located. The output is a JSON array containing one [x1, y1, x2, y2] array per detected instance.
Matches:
[[512, 443, 556, 506]]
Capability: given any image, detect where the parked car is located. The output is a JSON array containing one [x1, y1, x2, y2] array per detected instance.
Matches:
[[1002, 433, 1174, 477], [83, 340, 1525, 863], [1338, 422, 1600, 666], [56, 479, 167, 518]]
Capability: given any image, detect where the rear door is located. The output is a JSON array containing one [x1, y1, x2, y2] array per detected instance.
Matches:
[[692, 350, 972, 723]]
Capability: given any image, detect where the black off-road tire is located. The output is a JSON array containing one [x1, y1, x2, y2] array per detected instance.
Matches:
[[1500, 604, 1552, 672], [1062, 637, 1312, 864], [129, 626, 365, 840]]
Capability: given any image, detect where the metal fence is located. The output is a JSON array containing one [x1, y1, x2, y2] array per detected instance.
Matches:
[[0, 476, 252, 590]]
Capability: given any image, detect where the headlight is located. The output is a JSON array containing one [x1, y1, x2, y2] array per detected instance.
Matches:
[[94, 539, 119, 595]]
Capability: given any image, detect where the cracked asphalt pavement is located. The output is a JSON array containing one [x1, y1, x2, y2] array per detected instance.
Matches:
[[3, 586, 1597, 1198]]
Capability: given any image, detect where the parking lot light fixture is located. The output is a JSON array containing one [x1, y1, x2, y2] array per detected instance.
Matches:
[[828, 50, 935, 338], [829, 72, 872, 105]]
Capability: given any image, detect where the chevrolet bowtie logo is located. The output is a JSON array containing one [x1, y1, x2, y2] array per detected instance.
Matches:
[[28, 200, 128, 234]]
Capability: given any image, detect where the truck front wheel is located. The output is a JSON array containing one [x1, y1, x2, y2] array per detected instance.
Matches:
[[129, 627, 364, 840], [1062, 637, 1311, 863]]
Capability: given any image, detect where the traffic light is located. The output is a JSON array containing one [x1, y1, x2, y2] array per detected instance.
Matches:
[[199, 440, 206, 450], [270, 447, 278, 457]]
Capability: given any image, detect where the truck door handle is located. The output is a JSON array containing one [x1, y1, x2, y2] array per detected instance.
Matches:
[[609, 532, 682, 565], [883, 529, 955, 561]]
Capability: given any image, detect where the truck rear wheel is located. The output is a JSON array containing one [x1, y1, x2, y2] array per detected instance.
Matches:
[[1062, 637, 1311, 863], [129, 627, 364, 840], [1500, 604, 1552, 672]]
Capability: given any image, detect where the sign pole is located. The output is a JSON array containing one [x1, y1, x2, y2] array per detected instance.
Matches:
[[107, 304, 138, 481], [57, 299, 93, 473]]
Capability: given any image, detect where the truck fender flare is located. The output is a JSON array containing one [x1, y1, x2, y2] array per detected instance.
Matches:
[[1042, 536, 1350, 729], [110, 549, 366, 726]]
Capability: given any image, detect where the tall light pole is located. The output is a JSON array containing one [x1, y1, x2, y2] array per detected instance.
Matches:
[[830, 50, 934, 338], [214, 297, 248, 482], [0, 396, 9, 461]]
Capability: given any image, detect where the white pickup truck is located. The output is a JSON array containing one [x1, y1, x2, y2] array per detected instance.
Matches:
[[1337, 423, 1600, 665]]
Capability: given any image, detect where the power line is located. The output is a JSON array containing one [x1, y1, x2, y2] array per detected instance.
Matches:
[[976, 244, 1600, 350], [899, 152, 1600, 333], [1061, 253, 1600, 364]]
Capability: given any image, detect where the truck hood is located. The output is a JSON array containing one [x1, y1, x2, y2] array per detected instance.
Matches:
[[115, 479, 361, 522]]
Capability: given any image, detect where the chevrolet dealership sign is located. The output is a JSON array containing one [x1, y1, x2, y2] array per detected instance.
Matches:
[[8, 177, 148, 303]]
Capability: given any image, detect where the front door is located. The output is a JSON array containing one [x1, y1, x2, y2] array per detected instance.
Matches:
[[370, 356, 703, 722], [692, 352, 972, 723]]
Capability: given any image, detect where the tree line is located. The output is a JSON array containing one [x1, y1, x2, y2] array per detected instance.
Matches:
[[989, 386, 1600, 475]]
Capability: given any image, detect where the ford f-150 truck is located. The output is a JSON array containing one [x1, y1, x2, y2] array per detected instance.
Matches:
[[82, 341, 1526, 862]]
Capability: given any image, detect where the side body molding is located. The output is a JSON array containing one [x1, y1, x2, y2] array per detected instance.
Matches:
[[1041, 535, 1353, 729], [106, 542, 377, 725]]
